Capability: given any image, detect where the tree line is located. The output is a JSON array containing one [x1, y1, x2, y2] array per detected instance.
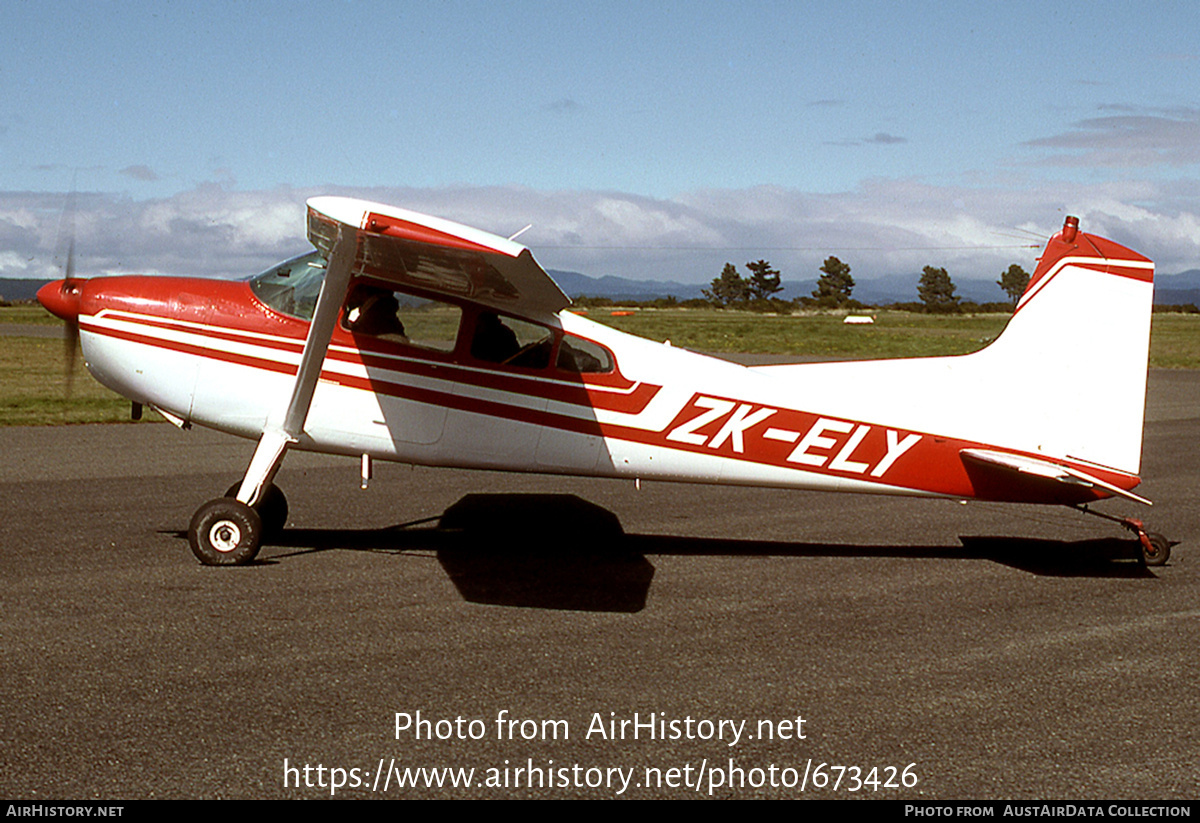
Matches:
[[694, 257, 1032, 313]]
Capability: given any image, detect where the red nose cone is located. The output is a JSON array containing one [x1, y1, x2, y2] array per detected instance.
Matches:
[[37, 279, 85, 322]]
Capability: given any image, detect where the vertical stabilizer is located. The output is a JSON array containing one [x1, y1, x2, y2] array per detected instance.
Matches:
[[976, 216, 1154, 474], [753, 217, 1154, 480]]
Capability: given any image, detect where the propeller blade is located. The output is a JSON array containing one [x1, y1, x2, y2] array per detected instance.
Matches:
[[64, 235, 76, 284], [64, 311, 79, 399], [61, 207, 79, 398]]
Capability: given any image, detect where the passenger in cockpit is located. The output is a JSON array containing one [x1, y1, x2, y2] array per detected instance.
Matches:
[[471, 312, 521, 363]]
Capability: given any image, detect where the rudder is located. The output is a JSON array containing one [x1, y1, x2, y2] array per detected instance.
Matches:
[[973, 216, 1154, 475]]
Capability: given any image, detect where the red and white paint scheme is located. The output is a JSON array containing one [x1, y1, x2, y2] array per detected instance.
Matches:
[[37, 200, 1168, 565]]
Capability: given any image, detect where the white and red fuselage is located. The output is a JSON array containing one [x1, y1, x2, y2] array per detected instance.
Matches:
[[38, 202, 1155, 510]]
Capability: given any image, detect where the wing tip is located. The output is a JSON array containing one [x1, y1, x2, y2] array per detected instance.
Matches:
[[306, 196, 524, 258]]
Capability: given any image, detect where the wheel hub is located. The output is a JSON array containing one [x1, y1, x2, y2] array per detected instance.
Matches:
[[207, 519, 242, 553]]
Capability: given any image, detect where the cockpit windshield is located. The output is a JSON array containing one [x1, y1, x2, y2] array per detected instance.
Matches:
[[248, 251, 328, 320]]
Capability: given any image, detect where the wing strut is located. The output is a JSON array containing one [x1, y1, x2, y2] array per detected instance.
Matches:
[[235, 225, 357, 506]]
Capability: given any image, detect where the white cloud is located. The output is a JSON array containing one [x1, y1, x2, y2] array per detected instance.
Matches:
[[2, 178, 1198, 288]]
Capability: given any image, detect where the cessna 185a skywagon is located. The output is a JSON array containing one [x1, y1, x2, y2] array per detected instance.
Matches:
[[37, 197, 1169, 566]]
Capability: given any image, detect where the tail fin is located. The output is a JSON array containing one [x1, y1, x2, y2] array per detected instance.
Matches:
[[754, 217, 1154, 480], [970, 216, 1154, 475]]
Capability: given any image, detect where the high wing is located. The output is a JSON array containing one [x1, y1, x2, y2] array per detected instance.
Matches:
[[233, 196, 570, 511], [306, 195, 570, 320]]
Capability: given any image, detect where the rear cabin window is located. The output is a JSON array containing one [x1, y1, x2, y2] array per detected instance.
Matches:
[[557, 334, 613, 374], [470, 312, 554, 370]]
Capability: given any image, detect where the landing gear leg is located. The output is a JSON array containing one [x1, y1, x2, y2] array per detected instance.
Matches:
[[1074, 505, 1171, 566], [187, 224, 356, 567], [224, 482, 289, 536], [189, 429, 293, 566]]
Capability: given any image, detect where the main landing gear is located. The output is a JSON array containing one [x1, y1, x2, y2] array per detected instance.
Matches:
[[186, 227, 355, 567], [224, 482, 289, 535], [188, 483, 289, 566], [1075, 505, 1171, 566]]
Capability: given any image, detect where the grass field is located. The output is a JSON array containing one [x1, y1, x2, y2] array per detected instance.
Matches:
[[1142, 312, 1200, 369], [581, 308, 1200, 365], [578, 308, 1013, 358], [0, 304, 58, 325], [0, 336, 143, 425], [3, 304, 1197, 426]]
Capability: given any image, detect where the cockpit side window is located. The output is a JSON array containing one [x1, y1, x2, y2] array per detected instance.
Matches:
[[341, 283, 462, 352], [248, 251, 328, 320]]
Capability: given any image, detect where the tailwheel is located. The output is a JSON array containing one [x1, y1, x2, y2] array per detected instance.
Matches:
[[224, 482, 289, 535], [189, 499, 263, 566], [1139, 531, 1171, 567], [1073, 505, 1173, 567]]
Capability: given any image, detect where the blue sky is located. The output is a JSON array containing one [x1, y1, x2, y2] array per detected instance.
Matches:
[[3, 1, 1200, 288]]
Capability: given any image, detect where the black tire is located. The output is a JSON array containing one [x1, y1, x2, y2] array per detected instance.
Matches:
[[1141, 532, 1171, 566], [224, 482, 289, 535], [189, 499, 263, 566]]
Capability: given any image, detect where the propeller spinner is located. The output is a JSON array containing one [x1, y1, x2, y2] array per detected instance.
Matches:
[[36, 240, 84, 397]]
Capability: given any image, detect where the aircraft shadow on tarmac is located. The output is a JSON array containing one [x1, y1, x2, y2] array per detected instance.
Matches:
[[170, 493, 1159, 612]]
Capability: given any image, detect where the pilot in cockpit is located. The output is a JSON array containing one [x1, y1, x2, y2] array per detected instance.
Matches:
[[344, 285, 408, 340]]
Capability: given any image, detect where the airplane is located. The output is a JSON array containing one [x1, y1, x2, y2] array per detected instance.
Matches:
[[36, 196, 1171, 567]]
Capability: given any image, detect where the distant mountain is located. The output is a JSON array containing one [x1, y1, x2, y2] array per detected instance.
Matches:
[[850, 275, 1006, 305], [554, 267, 1200, 306], [547, 270, 706, 301], [1154, 270, 1200, 305], [1159, 269, 1200, 289], [0, 279, 50, 302], [1155, 289, 1200, 307]]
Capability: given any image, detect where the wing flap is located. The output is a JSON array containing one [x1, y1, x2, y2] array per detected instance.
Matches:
[[960, 448, 1151, 506], [306, 196, 570, 319]]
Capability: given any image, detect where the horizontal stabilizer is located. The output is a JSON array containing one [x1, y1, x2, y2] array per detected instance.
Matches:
[[959, 449, 1151, 506]]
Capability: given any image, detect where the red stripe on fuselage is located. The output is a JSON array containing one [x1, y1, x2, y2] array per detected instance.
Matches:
[[83, 313, 1138, 503], [651, 391, 1139, 501], [81, 319, 298, 377], [335, 347, 659, 414], [82, 311, 660, 418], [95, 312, 309, 355], [86, 306, 657, 416]]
